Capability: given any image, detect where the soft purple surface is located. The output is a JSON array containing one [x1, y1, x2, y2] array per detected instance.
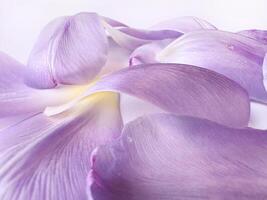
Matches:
[[0, 94, 122, 200], [102, 21, 181, 50], [103, 16, 215, 51], [129, 17, 216, 66], [1, 12, 267, 200], [238, 29, 267, 45], [27, 12, 108, 88], [0, 52, 58, 117], [89, 113, 267, 200], [134, 30, 267, 103], [84, 63, 250, 127], [129, 39, 172, 65]]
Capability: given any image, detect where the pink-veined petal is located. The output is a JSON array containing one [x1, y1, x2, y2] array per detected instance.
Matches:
[[89, 113, 267, 200], [0, 92, 122, 200], [27, 12, 108, 88]]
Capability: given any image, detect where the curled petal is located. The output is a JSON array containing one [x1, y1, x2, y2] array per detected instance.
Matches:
[[99, 39, 131, 76], [100, 16, 128, 28], [102, 19, 180, 50], [48, 63, 250, 128], [89, 113, 267, 200], [0, 92, 122, 200], [238, 29, 267, 45], [27, 12, 108, 88], [0, 52, 84, 126], [130, 17, 216, 66], [103, 16, 215, 51], [0, 52, 83, 129], [157, 30, 267, 103], [129, 39, 172, 66]]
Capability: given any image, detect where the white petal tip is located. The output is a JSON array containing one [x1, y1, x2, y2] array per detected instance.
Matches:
[[44, 101, 75, 116]]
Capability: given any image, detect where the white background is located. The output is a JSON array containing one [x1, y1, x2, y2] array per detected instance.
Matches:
[[0, 0, 267, 128]]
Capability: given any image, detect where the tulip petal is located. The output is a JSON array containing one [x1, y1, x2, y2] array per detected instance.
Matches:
[[156, 30, 267, 103], [89, 113, 267, 200], [49, 63, 250, 128], [27, 12, 108, 88], [0, 92, 122, 200], [238, 29, 267, 45]]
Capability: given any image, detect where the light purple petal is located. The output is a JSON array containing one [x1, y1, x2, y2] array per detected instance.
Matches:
[[129, 17, 216, 66], [129, 39, 172, 66], [102, 19, 181, 50], [103, 16, 215, 51], [238, 29, 267, 45], [0, 51, 28, 89], [100, 16, 128, 28], [0, 92, 122, 200], [70, 63, 250, 128], [99, 39, 131, 76], [0, 51, 88, 129], [156, 30, 267, 103], [150, 16, 216, 32], [27, 12, 108, 88], [89, 113, 267, 200], [118, 28, 180, 40]]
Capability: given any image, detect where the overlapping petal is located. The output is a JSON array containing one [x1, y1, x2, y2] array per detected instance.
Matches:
[[102, 19, 180, 50], [89, 113, 267, 200], [103, 16, 216, 51], [2, 12, 267, 200], [0, 92, 122, 200], [129, 39, 172, 65], [144, 30, 267, 103], [47, 63, 250, 128], [99, 39, 131, 76], [27, 12, 108, 88], [129, 17, 216, 65], [0, 52, 84, 125]]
